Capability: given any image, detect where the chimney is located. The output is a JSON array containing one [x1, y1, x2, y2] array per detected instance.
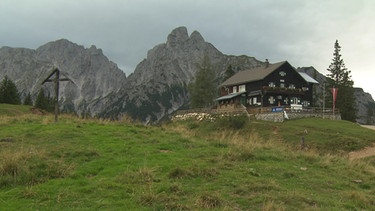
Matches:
[[265, 59, 269, 68]]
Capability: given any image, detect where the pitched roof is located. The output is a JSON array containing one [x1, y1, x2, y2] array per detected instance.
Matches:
[[298, 72, 319, 84], [221, 61, 286, 87]]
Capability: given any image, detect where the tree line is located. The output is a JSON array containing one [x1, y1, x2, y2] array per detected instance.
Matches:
[[0, 75, 55, 112]]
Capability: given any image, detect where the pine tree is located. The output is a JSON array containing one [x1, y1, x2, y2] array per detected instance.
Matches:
[[23, 92, 33, 105], [326, 40, 356, 121], [223, 65, 235, 81], [189, 55, 217, 108], [35, 88, 54, 111], [0, 75, 21, 104]]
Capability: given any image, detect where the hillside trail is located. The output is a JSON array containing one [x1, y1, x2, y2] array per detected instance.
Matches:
[[348, 125, 375, 161]]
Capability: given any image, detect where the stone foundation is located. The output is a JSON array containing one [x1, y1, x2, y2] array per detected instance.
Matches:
[[255, 111, 341, 122]]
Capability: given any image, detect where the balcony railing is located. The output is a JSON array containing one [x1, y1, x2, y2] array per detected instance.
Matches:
[[262, 86, 306, 95]]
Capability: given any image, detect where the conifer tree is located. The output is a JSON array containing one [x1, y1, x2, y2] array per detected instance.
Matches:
[[326, 40, 356, 121], [0, 75, 21, 104], [35, 88, 54, 111], [223, 65, 235, 81], [189, 55, 217, 108], [23, 92, 33, 105]]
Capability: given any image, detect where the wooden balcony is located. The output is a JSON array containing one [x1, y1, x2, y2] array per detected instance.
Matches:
[[262, 86, 306, 95]]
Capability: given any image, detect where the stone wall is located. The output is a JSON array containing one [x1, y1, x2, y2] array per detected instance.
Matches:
[[255, 112, 284, 122], [254, 111, 341, 122], [173, 108, 341, 123]]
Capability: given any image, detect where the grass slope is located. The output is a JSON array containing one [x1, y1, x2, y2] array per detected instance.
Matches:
[[0, 104, 33, 116], [0, 112, 375, 210]]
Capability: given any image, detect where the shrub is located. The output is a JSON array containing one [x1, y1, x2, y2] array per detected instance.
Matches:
[[215, 115, 249, 130]]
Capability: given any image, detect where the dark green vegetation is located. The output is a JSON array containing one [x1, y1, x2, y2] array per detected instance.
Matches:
[[326, 40, 356, 122], [0, 75, 21, 105], [34, 88, 55, 113], [1, 105, 375, 210], [189, 55, 217, 108]]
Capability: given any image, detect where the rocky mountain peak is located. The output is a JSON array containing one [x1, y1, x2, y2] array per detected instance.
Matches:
[[166, 26, 189, 47], [189, 30, 205, 44]]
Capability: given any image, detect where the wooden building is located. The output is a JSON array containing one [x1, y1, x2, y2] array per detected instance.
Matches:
[[217, 61, 319, 111]]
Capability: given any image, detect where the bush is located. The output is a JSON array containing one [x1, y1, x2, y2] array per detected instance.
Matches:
[[215, 115, 249, 130], [0, 76, 21, 104]]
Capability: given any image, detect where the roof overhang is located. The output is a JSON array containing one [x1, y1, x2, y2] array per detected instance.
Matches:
[[298, 72, 319, 84], [248, 90, 262, 97], [216, 91, 246, 101]]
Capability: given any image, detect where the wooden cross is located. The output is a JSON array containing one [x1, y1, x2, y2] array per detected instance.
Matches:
[[42, 67, 72, 123]]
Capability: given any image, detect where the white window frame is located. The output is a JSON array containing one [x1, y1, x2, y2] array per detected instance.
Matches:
[[239, 84, 246, 92]]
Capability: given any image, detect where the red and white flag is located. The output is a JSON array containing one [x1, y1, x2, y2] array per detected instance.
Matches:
[[331, 87, 338, 112]]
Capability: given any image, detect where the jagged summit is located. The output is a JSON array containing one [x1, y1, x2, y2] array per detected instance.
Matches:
[[166, 26, 205, 48], [189, 30, 205, 43], [167, 26, 189, 47]]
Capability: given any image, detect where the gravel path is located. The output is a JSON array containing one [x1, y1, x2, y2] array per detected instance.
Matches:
[[348, 125, 375, 161]]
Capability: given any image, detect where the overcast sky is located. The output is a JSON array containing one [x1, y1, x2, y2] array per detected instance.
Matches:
[[1, 0, 374, 97]]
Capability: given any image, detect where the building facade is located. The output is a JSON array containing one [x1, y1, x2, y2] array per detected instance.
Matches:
[[217, 61, 319, 110]]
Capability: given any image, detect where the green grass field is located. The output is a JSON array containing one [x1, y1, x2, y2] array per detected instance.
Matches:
[[1, 104, 375, 210], [0, 104, 34, 116]]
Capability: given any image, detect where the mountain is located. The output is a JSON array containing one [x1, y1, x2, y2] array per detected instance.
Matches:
[[99, 26, 264, 122], [0, 39, 126, 115], [1, 27, 374, 124]]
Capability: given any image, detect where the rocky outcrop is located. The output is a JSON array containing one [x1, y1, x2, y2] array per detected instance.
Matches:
[[354, 88, 375, 124], [0, 39, 126, 115]]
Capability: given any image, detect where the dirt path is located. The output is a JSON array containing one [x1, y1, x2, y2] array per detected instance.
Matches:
[[348, 125, 375, 161]]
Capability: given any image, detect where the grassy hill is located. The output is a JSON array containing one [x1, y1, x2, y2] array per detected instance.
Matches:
[[0, 106, 375, 210], [0, 104, 34, 116]]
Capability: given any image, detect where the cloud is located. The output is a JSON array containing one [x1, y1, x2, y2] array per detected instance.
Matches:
[[1, 0, 375, 97]]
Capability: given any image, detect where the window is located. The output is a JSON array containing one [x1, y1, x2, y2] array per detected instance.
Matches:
[[239, 85, 246, 92], [269, 96, 275, 104], [269, 82, 275, 87], [289, 84, 295, 89], [233, 86, 237, 93], [290, 97, 300, 104], [302, 87, 309, 91], [280, 83, 285, 88], [253, 97, 257, 105]]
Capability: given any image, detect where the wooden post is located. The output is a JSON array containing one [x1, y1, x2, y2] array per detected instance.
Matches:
[[54, 70, 59, 123], [42, 67, 72, 123]]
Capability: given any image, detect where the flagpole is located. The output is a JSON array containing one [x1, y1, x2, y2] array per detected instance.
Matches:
[[332, 86, 335, 116], [323, 83, 325, 119]]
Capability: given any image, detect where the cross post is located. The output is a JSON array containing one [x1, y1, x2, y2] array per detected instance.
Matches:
[[42, 67, 72, 123]]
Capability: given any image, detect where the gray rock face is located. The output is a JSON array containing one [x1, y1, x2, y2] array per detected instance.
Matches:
[[354, 88, 375, 124], [0, 39, 126, 115], [99, 26, 264, 122]]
